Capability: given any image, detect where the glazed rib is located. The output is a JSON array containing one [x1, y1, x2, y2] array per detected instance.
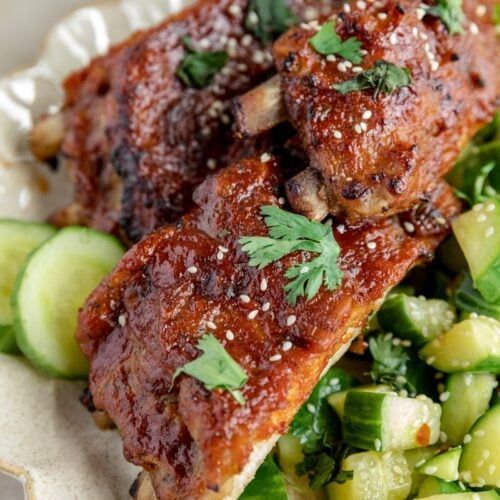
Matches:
[[77, 156, 459, 500], [237, 0, 499, 220], [34, 0, 331, 243]]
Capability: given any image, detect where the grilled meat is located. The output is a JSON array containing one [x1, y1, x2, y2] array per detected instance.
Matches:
[[77, 156, 459, 499], [33, 0, 335, 243], [236, 0, 499, 220]]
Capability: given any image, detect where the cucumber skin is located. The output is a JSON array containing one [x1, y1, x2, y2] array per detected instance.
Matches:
[[11, 227, 125, 379], [417, 476, 463, 497], [476, 258, 500, 304], [0, 325, 21, 355], [343, 391, 387, 451]]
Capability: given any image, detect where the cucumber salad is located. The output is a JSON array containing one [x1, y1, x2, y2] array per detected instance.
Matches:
[[0, 117, 499, 500]]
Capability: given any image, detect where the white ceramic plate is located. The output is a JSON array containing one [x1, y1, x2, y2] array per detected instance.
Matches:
[[0, 1, 192, 498]]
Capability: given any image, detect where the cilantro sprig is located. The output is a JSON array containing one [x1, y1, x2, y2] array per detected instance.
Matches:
[[425, 0, 465, 35], [333, 60, 411, 97], [309, 20, 363, 64], [176, 37, 228, 88], [246, 0, 298, 44], [240, 206, 343, 305], [173, 334, 248, 404]]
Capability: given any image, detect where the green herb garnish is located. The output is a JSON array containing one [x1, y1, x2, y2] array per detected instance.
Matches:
[[290, 368, 356, 488], [333, 60, 411, 97], [176, 37, 228, 88], [240, 456, 288, 500], [245, 0, 298, 43], [173, 334, 248, 404], [425, 0, 465, 34], [494, 4, 500, 25], [240, 206, 343, 305], [309, 20, 363, 64]]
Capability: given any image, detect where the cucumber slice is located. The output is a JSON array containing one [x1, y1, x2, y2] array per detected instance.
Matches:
[[416, 447, 461, 481], [417, 476, 463, 497], [277, 434, 325, 498], [441, 373, 498, 445], [326, 451, 410, 500], [342, 391, 441, 452], [0, 220, 56, 352], [419, 492, 499, 500], [12, 227, 124, 377], [453, 200, 500, 303], [378, 294, 456, 345], [405, 446, 440, 495], [327, 385, 392, 419], [459, 405, 500, 488], [419, 318, 500, 374]]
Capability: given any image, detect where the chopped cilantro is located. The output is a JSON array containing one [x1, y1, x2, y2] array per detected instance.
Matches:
[[333, 60, 411, 97], [425, 0, 466, 34], [176, 37, 228, 88], [309, 20, 363, 64], [240, 206, 343, 305], [246, 0, 298, 43], [173, 334, 248, 404]]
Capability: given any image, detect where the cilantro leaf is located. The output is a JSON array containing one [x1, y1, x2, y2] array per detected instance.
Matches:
[[176, 37, 228, 88], [309, 20, 363, 64], [246, 0, 298, 44], [173, 334, 248, 404], [290, 368, 356, 488], [240, 455, 288, 499], [333, 60, 411, 97], [240, 206, 343, 305], [369, 333, 434, 397], [425, 0, 465, 34]]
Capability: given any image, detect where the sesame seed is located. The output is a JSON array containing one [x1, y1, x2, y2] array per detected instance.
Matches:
[[440, 431, 448, 442], [337, 224, 346, 234], [343, 3, 351, 12], [283, 341, 293, 351], [260, 152, 271, 163], [354, 123, 363, 134], [374, 439, 382, 451], [470, 22, 479, 34], [344, 60, 353, 68], [378, 12, 388, 19], [401, 340, 412, 347], [390, 32, 398, 45], [207, 321, 217, 330], [287, 315, 297, 326], [488, 464, 496, 474], [426, 356, 436, 365], [367, 241, 377, 250], [486, 202, 495, 212], [404, 221, 416, 233], [207, 158, 217, 170], [412, 27, 419, 37], [360, 121, 368, 131], [252, 51, 265, 64], [415, 459, 426, 468], [118, 314, 126, 326], [240, 294, 251, 303], [393, 465, 403, 474], [300, 266, 309, 274], [260, 278, 268, 291], [474, 429, 486, 437], [217, 251, 224, 260], [463, 434, 472, 443], [242, 34, 253, 47], [356, 0, 367, 9], [247, 11, 258, 25], [352, 66, 363, 73], [270, 354, 282, 362], [482, 450, 490, 459], [219, 245, 229, 253], [360, 49, 368, 55], [362, 110, 373, 120], [334, 130, 343, 139], [248, 310, 259, 320], [226, 330, 235, 340], [478, 214, 487, 222], [278, 197, 286, 205], [228, 4, 242, 16], [425, 466, 437, 475], [416, 7, 426, 19], [187, 266, 198, 274], [439, 391, 451, 402], [307, 403, 316, 413], [326, 54, 337, 62], [262, 302, 271, 312], [420, 32, 428, 40], [337, 62, 347, 72], [473, 203, 484, 211], [475, 4, 487, 16], [486, 226, 495, 237], [431, 61, 440, 71], [199, 38, 211, 49]]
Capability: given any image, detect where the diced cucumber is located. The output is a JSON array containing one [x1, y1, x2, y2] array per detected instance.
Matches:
[[419, 318, 500, 374], [404, 446, 439, 495], [378, 294, 456, 345], [459, 405, 500, 488], [453, 200, 500, 302], [416, 447, 461, 481], [0, 220, 56, 353], [277, 434, 326, 498], [417, 476, 463, 497], [343, 391, 441, 452], [419, 492, 499, 500], [12, 227, 124, 378], [326, 451, 410, 500], [441, 373, 498, 445], [327, 385, 391, 419]]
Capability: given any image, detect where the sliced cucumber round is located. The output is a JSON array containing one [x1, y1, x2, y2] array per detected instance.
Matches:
[[459, 405, 500, 488], [0, 220, 56, 353], [12, 227, 124, 378], [416, 447, 461, 481], [419, 317, 500, 374]]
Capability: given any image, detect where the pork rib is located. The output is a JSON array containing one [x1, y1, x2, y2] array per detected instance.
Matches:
[[77, 156, 459, 499]]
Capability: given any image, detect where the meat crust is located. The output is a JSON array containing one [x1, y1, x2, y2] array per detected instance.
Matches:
[[51, 0, 330, 243], [273, 0, 499, 220], [77, 157, 459, 499]]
